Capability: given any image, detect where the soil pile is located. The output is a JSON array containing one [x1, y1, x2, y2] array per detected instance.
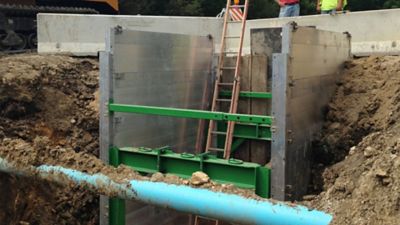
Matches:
[[306, 56, 400, 225], [0, 54, 100, 225]]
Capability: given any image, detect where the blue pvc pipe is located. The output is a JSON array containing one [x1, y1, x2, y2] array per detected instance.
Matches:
[[0, 158, 332, 225]]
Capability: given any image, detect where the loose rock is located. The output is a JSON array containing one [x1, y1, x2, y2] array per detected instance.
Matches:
[[190, 171, 210, 185]]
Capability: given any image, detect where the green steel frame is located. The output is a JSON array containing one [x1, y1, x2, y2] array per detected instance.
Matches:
[[109, 104, 273, 125], [121, 147, 270, 195], [109, 146, 271, 225], [220, 91, 272, 99], [219, 122, 271, 141], [108, 93, 273, 225], [109, 147, 125, 225], [216, 122, 271, 154]]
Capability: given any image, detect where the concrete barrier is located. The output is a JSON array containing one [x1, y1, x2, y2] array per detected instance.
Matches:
[[38, 9, 400, 56], [39, 9, 400, 56], [38, 14, 222, 56], [228, 9, 400, 56]]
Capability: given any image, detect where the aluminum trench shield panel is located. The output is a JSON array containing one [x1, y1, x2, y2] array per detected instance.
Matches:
[[271, 24, 351, 201], [110, 29, 213, 152], [102, 28, 214, 225]]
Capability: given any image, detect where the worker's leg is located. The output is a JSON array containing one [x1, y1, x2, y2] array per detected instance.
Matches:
[[292, 4, 300, 17], [279, 6, 289, 18], [279, 5, 299, 17]]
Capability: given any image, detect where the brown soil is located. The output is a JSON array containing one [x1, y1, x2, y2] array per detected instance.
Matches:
[[304, 56, 400, 225], [0, 54, 101, 225], [0, 54, 99, 154]]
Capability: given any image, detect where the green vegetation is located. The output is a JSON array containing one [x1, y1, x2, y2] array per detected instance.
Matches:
[[119, 0, 400, 18]]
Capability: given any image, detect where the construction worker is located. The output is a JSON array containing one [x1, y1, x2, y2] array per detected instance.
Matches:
[[317, 0, 347, 14], [274, 0, 300, 18], [234, 0, 240, 4]]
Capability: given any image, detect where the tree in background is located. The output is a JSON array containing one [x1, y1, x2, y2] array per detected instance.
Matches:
[[167, 0, 205, 16], [119, 0, 166, 15], [119, 0, 400, 18]]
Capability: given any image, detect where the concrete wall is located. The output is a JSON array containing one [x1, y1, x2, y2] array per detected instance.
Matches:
[[39, 9, 400, 56], [38, 14, 222, 55], [227, 9, 400, 56]]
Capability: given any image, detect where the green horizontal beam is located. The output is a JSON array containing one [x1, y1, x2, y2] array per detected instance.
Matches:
[[114, 147, 270, 198], [109, 104, 273, 125], [220, 91, 272, 99], [222, 122, 272, 141]]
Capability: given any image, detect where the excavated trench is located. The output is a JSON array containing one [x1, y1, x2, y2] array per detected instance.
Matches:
[[0, 54, 399, 225]]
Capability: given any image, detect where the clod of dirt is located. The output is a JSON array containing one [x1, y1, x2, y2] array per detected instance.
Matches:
[[190, 171, 210, 185], [306, 56, 400, 225], [150, 172, 165, 182]]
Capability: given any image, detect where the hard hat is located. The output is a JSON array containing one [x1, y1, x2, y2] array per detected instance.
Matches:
[[234, 0, 240, 5]]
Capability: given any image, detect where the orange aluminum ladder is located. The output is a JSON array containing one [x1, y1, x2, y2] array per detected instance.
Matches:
[[205, 0, 249, 159]]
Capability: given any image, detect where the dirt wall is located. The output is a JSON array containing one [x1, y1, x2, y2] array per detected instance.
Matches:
[[0, 54, 100, 225], [305, 56, 400, 225]]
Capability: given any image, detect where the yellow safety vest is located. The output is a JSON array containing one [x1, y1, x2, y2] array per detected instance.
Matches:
[[321, 0, 347, 11]]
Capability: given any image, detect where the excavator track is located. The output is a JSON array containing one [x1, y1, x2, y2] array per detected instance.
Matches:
[[0, 4, 99, 16], [0, 3, 98, 52]]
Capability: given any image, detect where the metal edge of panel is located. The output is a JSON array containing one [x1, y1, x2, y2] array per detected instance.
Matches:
[[99, 51, 112, 225], [275, 23, 294, 201], [281, 22, 295, 55], [346, 32, 353, 59], [271, 53, 289, 201], [106, 26, 116, 55], [100, 27, 115, 225]]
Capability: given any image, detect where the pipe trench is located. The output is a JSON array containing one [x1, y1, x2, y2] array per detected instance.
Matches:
[[0, 158, 332, 225]]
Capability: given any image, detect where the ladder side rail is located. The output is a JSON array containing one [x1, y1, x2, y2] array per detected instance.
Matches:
[[205, 0, 232, 152], [224, 0, 249, 158]]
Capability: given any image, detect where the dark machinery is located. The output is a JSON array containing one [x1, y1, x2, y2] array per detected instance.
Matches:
[[0, 0, 118, 51]]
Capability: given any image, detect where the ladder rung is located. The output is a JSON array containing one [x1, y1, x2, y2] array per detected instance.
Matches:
[[208, 147, 225, 152], [211, 131, 227, 135], [228, 20, 242, 23], [221, 66, 236, 70], [218, 82, 234, 86], [216, 99, 232, 102], [230, 5, 245, 8], [225, 36, 240, 39], [223, 50, 238, 53]]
